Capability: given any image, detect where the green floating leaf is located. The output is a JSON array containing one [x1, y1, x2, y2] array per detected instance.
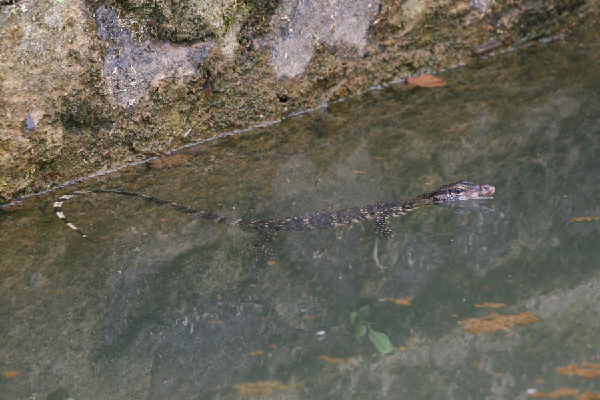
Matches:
[[350, 312, 357, 325], [357, 305, 370, 319], [357, 324, 367, 338], [368, 329, 394, 354]]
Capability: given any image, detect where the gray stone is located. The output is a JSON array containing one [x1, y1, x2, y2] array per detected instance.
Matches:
[[470, 0, 493, 14], [266, 0, 379, 78], [96, 5, 214, 108]]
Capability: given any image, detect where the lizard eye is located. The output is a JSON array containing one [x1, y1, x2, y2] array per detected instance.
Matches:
[[453, 188, 463, 194]]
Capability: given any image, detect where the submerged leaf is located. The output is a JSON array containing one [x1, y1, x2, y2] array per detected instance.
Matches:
[[368, 329, 395, 354], [357, 305, 370, 319], [547, 387, 580, 398], [357, 324, 367, 338], [475, 302, 507, 308], [234, 380, 290, 396], [556, 363, 600, 379], [578, 391, 600, 400], [458, 311, 541, 334], [407, 74, 446, 88], [570, 216, 599, 222], [394, 297, 413, 306]]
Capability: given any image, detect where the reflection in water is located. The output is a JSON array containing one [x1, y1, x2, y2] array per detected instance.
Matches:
[[2, 33, 600, 399]]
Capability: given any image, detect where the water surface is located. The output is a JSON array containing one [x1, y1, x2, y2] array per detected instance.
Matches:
[[2, 31, 600, 400]]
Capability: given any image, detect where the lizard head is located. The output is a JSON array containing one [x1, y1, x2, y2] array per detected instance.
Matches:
[[431, 181, 495, 202]]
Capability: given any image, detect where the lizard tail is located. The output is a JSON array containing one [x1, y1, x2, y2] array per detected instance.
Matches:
[[53, 192, 94, 241], [54, 189, 253, 240]]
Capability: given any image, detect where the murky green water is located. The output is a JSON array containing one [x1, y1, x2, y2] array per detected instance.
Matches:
[[2, 31, 600, 400]]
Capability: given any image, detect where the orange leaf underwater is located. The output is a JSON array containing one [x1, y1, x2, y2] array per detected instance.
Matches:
[[459, 311, 541, 333], [407, 74, 446, 88]]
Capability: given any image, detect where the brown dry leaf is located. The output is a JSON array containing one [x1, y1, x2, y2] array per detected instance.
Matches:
[[353, 171, 367, 174], [458, 311, 542, 334], [475, 303, 507, 308], [381, 297, 413, 305], [394, 297, 413, 306], [2, 371, 21, 378], [148, 154, 192, 169], [234, 380, 290, 396], [305, 315, 317, 320], [578, 391, 600, 400], [398, 346, 407, 352], [249, 350, 264, 357], [582, 362, 600, 370], [556, 363, 600, 379], [318, 356, 345, 363], [267, 260, 277, 265], [407, 74, 446, 88], [536, 379, 546, 384], [269, 344, 277, 349], [570, 216, 599, 222], [548, 387, 579, 398], [556, 364, 583, 375]]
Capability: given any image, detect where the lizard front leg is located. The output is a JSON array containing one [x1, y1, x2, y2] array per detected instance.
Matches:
[[374, 211, 394, 239]]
